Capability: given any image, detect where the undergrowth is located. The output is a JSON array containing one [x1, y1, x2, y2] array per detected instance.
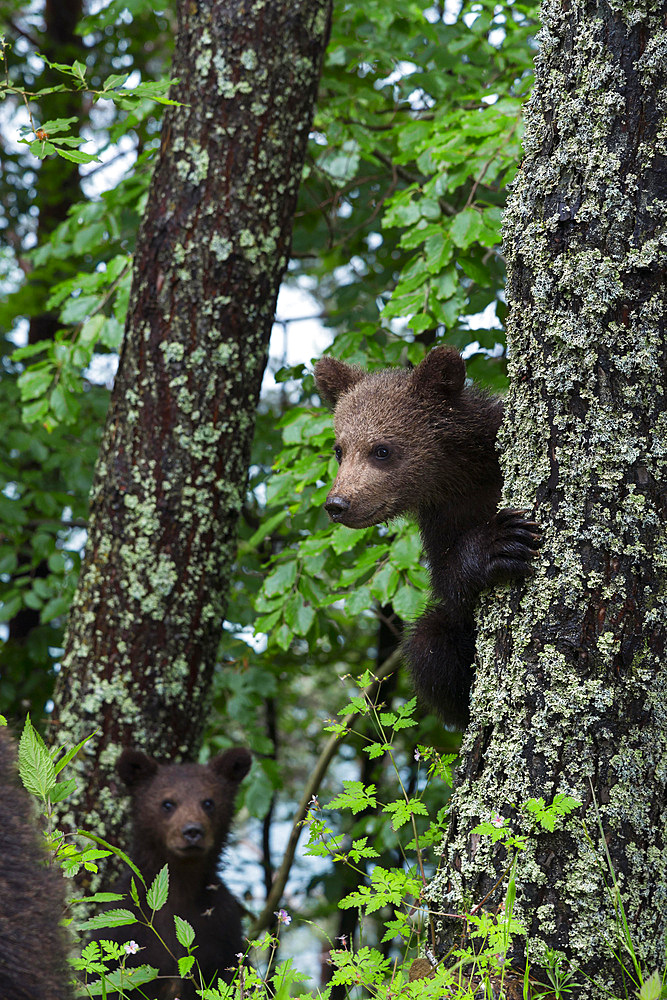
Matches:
[[3, 681, 666, 1000]]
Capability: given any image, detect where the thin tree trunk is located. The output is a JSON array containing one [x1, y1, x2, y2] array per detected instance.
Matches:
[[52, 0, 331, 852], [431, 1, 667, 995]]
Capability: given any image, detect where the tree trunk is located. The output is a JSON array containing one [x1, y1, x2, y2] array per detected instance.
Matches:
[[431, 1, 667, 995], [52, 0, 331, 851]]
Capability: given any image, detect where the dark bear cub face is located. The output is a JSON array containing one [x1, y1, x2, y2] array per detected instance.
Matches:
[[314, 346, 467, 528], [118, 748, 252, 865]]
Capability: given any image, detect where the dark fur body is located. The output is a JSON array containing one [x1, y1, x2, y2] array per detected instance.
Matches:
[[103, 747, 251, 1000], [0, 728, 72, 1000], [315, 346, 540, 726]]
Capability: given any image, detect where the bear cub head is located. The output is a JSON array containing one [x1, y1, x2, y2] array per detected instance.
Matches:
[[118, 747, 252, 871], [314, 345, 501, 529]]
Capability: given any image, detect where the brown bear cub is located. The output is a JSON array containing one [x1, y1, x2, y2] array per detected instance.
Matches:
[[107, 746, 251, 1000], [0, 728, 72, 1000], [314, 345, 540, 727]]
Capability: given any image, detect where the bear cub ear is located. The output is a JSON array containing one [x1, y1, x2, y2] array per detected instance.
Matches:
[[117, 748, 159, 789], [411, 345, 466, 398], [209, 747, 252, 784], [314, 356, 365, 408]]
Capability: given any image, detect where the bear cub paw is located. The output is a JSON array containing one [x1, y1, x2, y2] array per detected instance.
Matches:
[[486, 508, 542, 585]]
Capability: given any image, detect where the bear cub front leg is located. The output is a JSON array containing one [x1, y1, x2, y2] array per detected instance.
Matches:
[[411, 508, 542, 725]]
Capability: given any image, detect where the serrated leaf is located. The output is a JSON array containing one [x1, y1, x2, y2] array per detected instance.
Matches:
[[344, 586, 372, 617], [35, 116, 78, 135], [330, 524, 365, 555], [264, 560, 297, 597], [638, 971, 663, 1000], [370, 562, 399, 603], [146, 864, 169, 911], [18, 715, 56, 799], [79, 908, 138, 930], [392, 583, 425, 620], [450, 207, 483, 248], [102, 73, 130, 91], [49, 777, 77, 803], [18, 366, 53, 402], [326, 781, 377, 815], [82, 965, 159, 997], [178, 954, 195, 977], [174, 915, 195, 950]]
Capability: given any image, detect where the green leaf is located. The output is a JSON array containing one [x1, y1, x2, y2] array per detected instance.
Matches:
[[370, 562, 399, 603], [344, 586, 372, 617], [330, 524, 366, 556], [57, 147, 99, 164], [638, 971, 664, 1000], [35, 116, 78, 135], [22, 396, 50, 424], [146, 864, 169, 911], [390, 531, 421, 569], [53, 729, 97, 776], [77, 830, 145, 887], [178, 954, 195, 977], [326, 781, 377, 815], [264, 560, 297, 597], [82, 965, 160, 997], [383, 797, 429, 830], [79, 908, 138, 930], [247, 508, 289, 547], [102, 73, 131, 91], [79, 314, 106, 347], [174, 915, 195, 950], [18, 715, 56, 799], [41, 594, 72, 622], [18, 365, 53, 402], [392, 584, 425, 620], [449, 207, 483, 248], [49, 777, 77, 803]]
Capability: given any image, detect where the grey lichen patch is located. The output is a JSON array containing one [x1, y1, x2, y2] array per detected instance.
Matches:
[[240, 49, 258, 72], [194, 28, 213, 76], [160, 341, 186, 364], [210, 233, 232, 262]]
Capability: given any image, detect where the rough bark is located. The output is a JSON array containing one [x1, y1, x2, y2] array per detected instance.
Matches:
[[431, 1, 667, 995], [52, 0, 331, 853]]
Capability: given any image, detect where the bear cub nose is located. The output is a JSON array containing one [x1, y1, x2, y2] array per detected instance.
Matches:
[[182, 823, 204, 845], [325, 495, 351, 520]]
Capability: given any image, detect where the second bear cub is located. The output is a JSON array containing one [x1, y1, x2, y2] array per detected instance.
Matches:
[[108, 746, 251, 1000], [315, 345, 540, 726]]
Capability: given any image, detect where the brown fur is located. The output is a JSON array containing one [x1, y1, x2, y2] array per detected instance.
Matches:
[[101, 747, 251, 1000], [315, 346, 540, 725], [0, 728, 72, 1000]]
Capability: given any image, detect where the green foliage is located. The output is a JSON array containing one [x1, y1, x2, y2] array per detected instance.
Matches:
[[0, 0, 177, 716], [12, 712, 667, 1000]]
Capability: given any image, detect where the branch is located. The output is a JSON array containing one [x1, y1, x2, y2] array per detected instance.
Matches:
[[247, 647, 403, 938]]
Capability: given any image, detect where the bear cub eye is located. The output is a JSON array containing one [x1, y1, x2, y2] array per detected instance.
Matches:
[[161, 799, 176, 813], [202, 798, 215, 813], [333, 445, 342, 463], [372, 444, 391, 460]]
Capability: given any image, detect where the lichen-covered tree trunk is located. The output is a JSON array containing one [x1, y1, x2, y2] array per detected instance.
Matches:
[[431, 2, 667, 995], [52, 0, 331, 846]]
